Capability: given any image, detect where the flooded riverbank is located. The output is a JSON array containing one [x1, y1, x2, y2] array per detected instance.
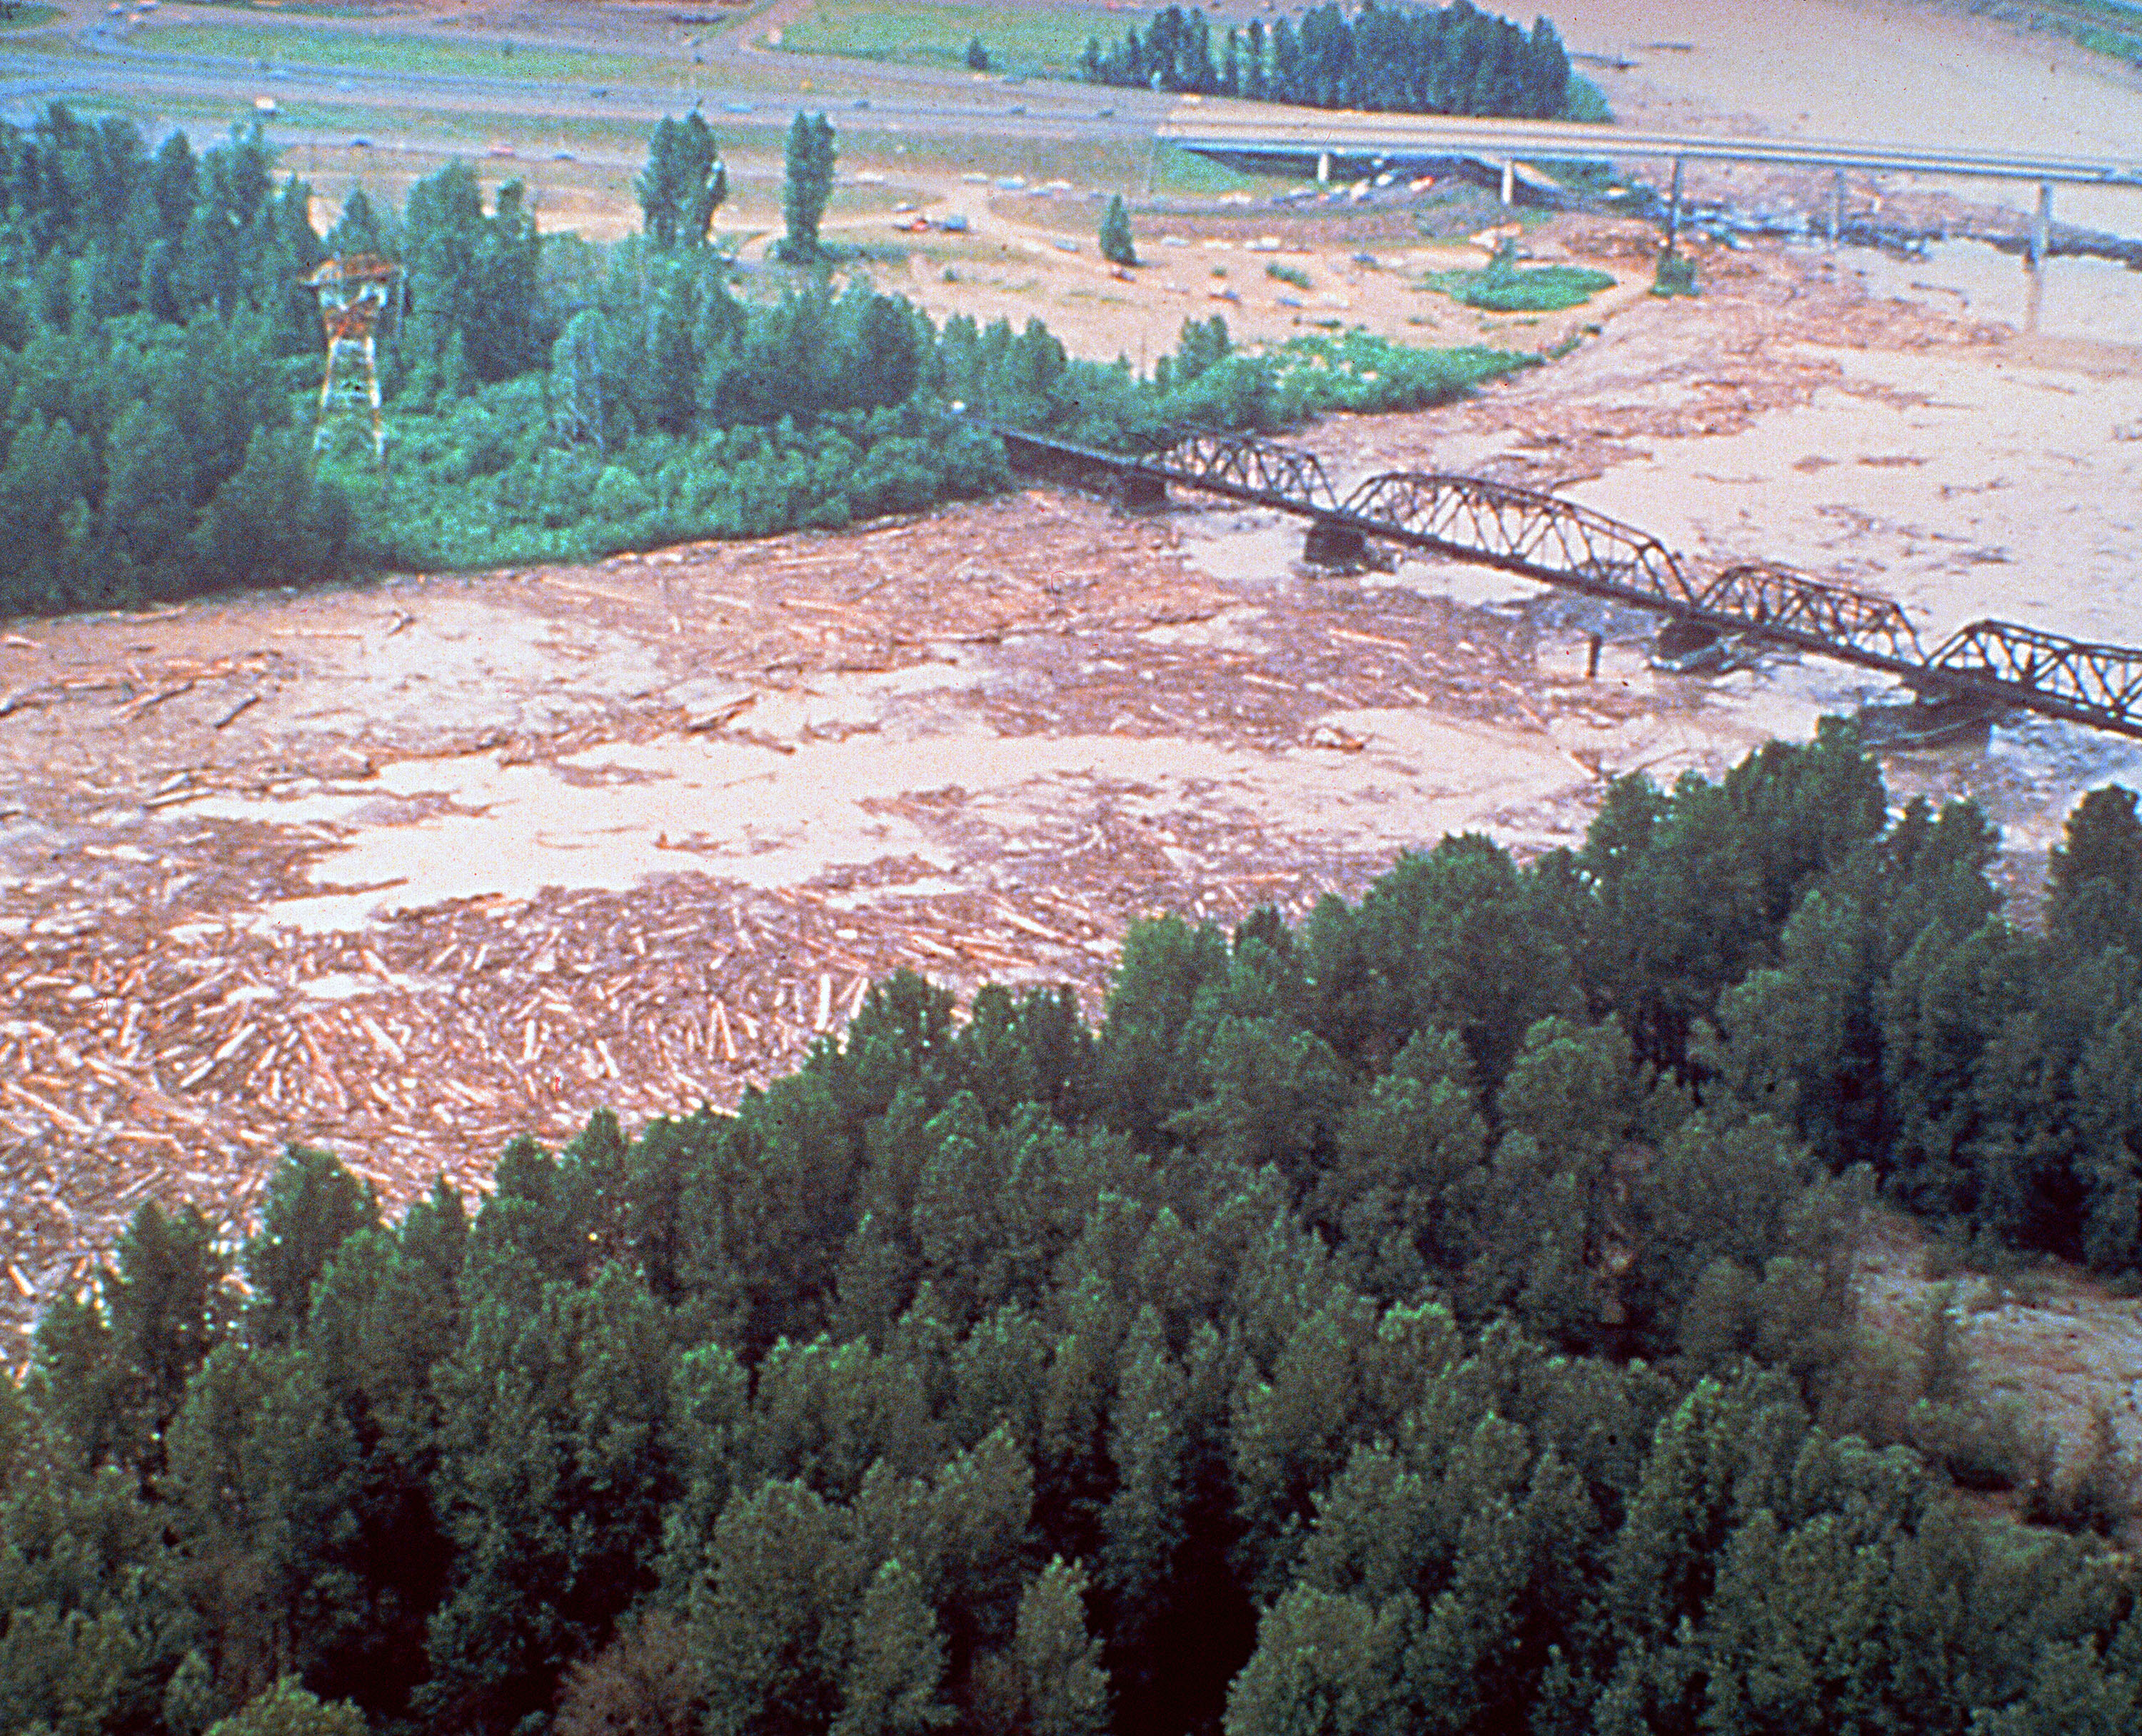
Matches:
[[5, 200, 2142, 1357]]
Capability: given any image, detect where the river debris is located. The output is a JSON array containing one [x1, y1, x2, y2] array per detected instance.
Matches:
[[0, 485, 1594, 1356]]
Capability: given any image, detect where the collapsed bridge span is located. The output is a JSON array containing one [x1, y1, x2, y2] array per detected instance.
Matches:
[[992, 422, 2142, 741]]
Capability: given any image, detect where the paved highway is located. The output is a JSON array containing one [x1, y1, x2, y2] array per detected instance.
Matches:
[[0, 0, 1180, 154], [1157, 99, 2142, 189], [7, 0, 2142, 240]]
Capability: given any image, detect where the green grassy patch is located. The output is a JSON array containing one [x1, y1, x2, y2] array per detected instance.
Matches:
[[773, 0, 1117, 76], [1417, 257, 1616, 312], [0, 26, 103, 59], [1150, 142, 1262, 198], [1971, 0, 2142, 61], [1651, 252, 1697, 298], [0, 4, 64, 29], [208, 0, 393, 15], [1255, 326, 1534, 413], [144, 20, 682, 87], [1265, 261, 1311, 290]]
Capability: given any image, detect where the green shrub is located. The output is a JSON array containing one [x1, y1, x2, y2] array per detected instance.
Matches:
[[1097, 193, 1137, 266], [1652, 251, 1699, 297], [207, 1680, 367, 1736], [1418, 254, 1616, 312], [1265, 261, 1312, 290]]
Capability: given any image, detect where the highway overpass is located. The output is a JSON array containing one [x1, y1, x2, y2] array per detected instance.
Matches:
[[1157, 99, 2142, 250]]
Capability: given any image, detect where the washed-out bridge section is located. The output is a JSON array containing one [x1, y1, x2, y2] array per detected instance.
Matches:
[[994, 423, 2142, 740]]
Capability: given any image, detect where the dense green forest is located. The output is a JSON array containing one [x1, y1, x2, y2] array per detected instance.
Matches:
[[1082, 1, 1578, 119], [0, 104, 1530, 618], [13, 733, 2142, 1736]]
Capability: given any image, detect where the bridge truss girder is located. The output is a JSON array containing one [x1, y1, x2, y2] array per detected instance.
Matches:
[[1926, 620, 2142, 733], [988, 421, 2142, 740]]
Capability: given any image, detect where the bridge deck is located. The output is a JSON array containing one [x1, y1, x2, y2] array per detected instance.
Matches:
[[992, 423, 2142, 740], [1152, 102, 2142, 189]]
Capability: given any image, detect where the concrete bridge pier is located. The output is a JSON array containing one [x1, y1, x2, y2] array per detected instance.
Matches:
[[2031, 181, 2053, 266], [1304, 521, 1368, 566], [1500, 158, 1514, 205], [1665, 155, 1684, 252], [1112, 471, 1167, 510], [1830, 170, 1846, 246]]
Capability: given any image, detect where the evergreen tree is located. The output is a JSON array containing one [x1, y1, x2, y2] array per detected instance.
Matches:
[[1097, 196, 1137, 268], [1015, 1559, 1110, 1736], [204, 1677, 367, 1736], [778, 112, 838, 264], [638, 113, 729, 251], [244, 1147, 381, 1348], [834, 1558, 952, 1736], [2048, 784, 2142, 958]]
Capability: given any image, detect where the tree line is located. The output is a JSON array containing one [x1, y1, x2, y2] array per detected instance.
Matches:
[[9, 733, 2142, 1736], [1081, 0, 1576, 119], [0, 104, 1532, 619]]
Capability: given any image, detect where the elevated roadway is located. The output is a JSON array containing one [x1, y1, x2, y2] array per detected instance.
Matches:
[[1157, 101, 2142, 189], [1157, 97, 2142, 249]]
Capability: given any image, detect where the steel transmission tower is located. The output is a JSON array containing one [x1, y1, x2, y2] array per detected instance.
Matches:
[[304, 254, 402, 459]]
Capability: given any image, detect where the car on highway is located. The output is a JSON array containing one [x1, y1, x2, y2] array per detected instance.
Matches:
[[350, 136, 373, 149], [552, 149, 575, 161], [721, 100, 752, 114], [488, 142, 517, 159]]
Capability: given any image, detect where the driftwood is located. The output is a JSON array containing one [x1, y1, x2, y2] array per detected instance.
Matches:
[[0, 486, 1556, 1363]]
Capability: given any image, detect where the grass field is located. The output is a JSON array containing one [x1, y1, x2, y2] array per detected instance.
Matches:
[[1417, 259, 1616, 311], [773, 0, 1117, 76], [0, 4, 65, 30], [156, 96, 655, 153], [1988, 0, 2142, 62], [1149, 143, 1261, 196], [144, 20, 688, 88]]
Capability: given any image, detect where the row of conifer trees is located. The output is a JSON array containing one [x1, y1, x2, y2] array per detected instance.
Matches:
[[1082, 1, 1574, 118]]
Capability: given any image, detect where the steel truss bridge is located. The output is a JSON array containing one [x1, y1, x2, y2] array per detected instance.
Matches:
[[993, 423, 2142, 740]]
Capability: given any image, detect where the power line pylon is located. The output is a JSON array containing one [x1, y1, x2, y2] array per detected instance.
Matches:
[[304, 253, 403, 461]]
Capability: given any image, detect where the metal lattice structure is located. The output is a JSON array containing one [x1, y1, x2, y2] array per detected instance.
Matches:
[[989, 421, 2142, 740], [1334, 471, 1698, 606], [1696, 561, 1925, 664], [1924, 621, 2142, 733], [305, 254, 402, 460], [1138, 428, 1339, 511]]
